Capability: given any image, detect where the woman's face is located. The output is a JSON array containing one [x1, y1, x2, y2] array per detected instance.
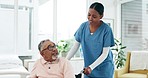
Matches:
[[87, 8, 103, 25], [40, 41, 58, 62]]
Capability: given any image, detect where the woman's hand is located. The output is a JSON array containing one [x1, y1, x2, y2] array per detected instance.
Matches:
[[83, 67, 92, 75]]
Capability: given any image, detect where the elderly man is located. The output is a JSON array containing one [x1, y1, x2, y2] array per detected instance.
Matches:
[[29, 39, 75, 78]]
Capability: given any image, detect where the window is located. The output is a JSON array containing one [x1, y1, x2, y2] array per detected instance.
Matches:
[[38, 0, 87, 58], [38, 0, 53, 42], [38, 0, 87, 41], [121, 0, 148, 51], [57, 0, 87, 41], [0, 0, 35, 55]]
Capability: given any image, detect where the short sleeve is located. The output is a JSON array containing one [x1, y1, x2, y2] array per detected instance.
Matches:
[[74, 29, 81, 42], [74, 22, 86, 43], [103, 27, 115, 47]]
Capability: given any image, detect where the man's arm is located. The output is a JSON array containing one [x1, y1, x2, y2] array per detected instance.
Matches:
[[28, 61, 38, 78], [63, 59, 75, 78]]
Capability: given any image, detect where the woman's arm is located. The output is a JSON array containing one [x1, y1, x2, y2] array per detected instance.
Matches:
[[83, 47, 110, 75], [89, 47, 110, 70], [66, 40, 80, 60]]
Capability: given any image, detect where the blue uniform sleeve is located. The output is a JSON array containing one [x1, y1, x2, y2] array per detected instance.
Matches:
[[74, 22, 86, 43], [103, 27, 115, 47], [74, 29, 81, 42]]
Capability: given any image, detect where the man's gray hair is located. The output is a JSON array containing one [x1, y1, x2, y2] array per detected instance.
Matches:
[[38, 39, 50, 51]]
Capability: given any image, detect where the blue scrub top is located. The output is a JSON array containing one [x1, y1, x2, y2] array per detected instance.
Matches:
[[74, 21, 115, 78]]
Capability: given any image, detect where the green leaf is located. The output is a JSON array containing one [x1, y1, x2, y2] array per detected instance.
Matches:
[[112, 38, 126, 69]]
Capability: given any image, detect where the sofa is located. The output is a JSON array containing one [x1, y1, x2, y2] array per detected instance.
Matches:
[[114, 52, 148, 78]]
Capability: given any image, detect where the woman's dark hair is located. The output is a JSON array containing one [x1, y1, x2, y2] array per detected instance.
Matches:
[[89, 2, 104, 15]]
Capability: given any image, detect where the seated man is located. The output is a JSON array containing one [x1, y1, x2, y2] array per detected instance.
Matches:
[[29, 39, 75, 78]]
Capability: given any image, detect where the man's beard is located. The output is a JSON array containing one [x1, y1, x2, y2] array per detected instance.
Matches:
[[52, 55, 58, 60]]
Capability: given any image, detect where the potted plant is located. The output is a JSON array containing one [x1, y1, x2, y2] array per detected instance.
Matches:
[[57, 39, 74, 57], [111, 38, 127, 69]]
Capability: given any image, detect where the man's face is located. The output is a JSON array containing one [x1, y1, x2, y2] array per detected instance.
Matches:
[[40, 40, 58, 62]]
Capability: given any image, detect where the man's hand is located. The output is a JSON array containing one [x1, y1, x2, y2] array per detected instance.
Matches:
[[83, 67, 92, 75]]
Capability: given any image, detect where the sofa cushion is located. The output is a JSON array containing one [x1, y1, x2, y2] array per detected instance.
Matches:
[[119, 73, 147, 78], [130, 51, 148, 71], [130, 70, 148, 74]]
